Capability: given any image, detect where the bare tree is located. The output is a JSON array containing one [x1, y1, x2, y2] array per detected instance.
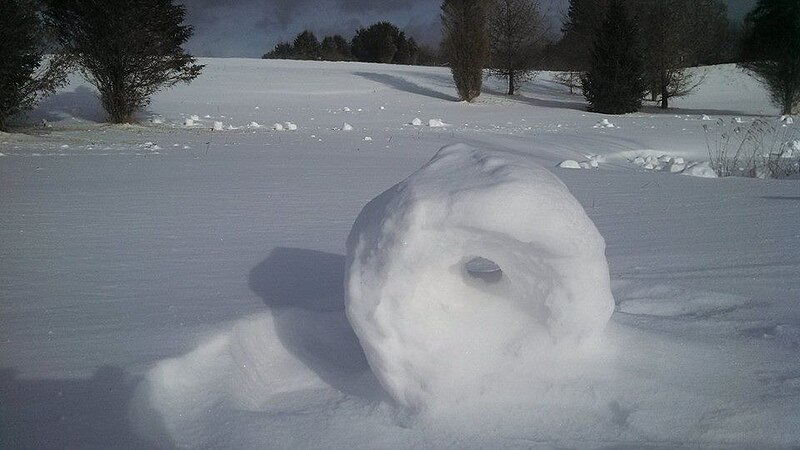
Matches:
[[637, 0, 728, 109], [442, 0, 489, 102], [487, 0, 546, 95]]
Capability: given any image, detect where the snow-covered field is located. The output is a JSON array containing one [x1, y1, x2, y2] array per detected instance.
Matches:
[[1, 59, 799, 448]]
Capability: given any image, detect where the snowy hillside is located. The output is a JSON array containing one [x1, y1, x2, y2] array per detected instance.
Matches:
[[1, 59, 798, 448]]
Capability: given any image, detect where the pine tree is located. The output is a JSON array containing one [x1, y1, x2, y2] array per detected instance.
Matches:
[[442, 0, 489, 102], [263, 41, 294, 60], [581, 0, 646, 114], [395, 37, 419, 65], [351, 22, 417, 64], [0, 0, 69, 130], [560, 0, 609, 71], [320, 35, 352, 61], [739, 0, 800, 115], [292, 31, 321, 60], [46, 0, 202, 124]]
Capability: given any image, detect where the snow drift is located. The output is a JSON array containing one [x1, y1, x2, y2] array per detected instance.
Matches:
[[345, 144, 615, 410]]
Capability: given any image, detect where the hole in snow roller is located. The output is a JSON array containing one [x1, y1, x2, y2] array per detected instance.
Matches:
[[464, 257, 503, 283], [345, 144, 615, 410]]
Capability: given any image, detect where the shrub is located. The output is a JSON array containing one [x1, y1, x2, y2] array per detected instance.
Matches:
[[704, 118, 800, 178], [441, 0, 489, 102], [46, 0, 203, 124]]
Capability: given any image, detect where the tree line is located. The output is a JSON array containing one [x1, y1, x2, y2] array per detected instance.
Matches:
[[262, 22, 440, 66], [2, 0, 798, 130], [443, 0, 800, 116]]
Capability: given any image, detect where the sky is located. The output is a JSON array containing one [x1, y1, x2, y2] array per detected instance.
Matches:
[[179, 0, 758, 58]]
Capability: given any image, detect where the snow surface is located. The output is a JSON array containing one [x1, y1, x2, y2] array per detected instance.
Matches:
[[1, 59, 799, 448], [345, 144, 614, 410]]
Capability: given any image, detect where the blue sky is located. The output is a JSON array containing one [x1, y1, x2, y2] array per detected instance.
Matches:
[[180, 0, 758, 58]]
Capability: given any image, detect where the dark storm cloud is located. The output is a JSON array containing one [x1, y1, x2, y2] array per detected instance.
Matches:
[[179, 0, 436, 57], [337, 0, 411, 13], [183, 0, 423, 29], [179, 0, 756, 58]]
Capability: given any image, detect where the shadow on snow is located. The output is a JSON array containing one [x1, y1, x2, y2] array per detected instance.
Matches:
[[0, 367, 153, 449]]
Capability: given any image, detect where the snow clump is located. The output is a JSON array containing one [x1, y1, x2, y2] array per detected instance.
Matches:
[[594, 119, 615, 128], [284, 122, 298, 131], [184, 118, 194, 127], [632, 154, 688, 173], [342, 122, 354, 131], [558, 160, 582, 169], [272, 123, 284, 131], [559, 155, 600, 170], [141, 142, 161, 153], [682, 161, 718, 178], [249, 121, 262, 129], [345, 144, 615, 410], [411, 118, 423, 126], [428, 119, 448, 128], [213, 121, 224, 131]]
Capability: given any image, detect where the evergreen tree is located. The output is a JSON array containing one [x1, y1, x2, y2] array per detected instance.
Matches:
[[739, 0, 800, 115], [395, 37, 419, 65], [0, 0, 69, 130], [46, 0, 202, 124], [320, 35, 352, 61], [292, 30, 321, 60], [581, 0, 646, 114], [441, 0, 489, 102], [263, 41, 293, 59], [416, 44, 443, 67], [351, 22, 417, 64], [559, 0, 608, 71]]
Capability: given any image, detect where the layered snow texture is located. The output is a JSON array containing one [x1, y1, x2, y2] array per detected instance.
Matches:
[[345, 144, 615, 410]]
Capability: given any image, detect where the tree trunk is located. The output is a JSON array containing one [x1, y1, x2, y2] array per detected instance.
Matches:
[[508, 73, 515, 95], [660, 79, 669, 109]]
